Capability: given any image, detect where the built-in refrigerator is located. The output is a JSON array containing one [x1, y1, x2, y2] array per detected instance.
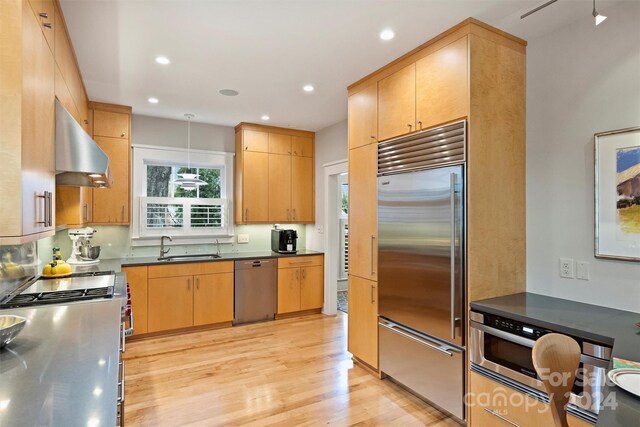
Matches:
[[377, 120, 466, 421]]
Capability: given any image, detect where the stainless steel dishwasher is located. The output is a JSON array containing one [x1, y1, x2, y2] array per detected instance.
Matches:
[[233, 259, 277, 325]]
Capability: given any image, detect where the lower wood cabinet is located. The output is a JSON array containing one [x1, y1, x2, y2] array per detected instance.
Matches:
[[347, 275, 378, 369], [469, 371, 594, 427], [122, 266, 148, 335], [193, 273, 234, 326], [277, 256, 324, 314], [148, 276, 193, 333]]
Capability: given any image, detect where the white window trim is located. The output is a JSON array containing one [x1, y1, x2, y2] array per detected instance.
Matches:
[[131, 144, 235, 246]]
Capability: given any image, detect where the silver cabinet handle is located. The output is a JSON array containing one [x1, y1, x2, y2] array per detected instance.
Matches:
[[43, 22, 52, 28], [407, 124, 412, 131], [483, 408, 519, 427], [417, 121, 423, 130], [37, 191, 52, 227], [83, 203, 89, 222], [120, 322, 126, 353], [288, 259, 312, 265], [450, 173, 456, 340], [370, 284, 375, 304], [39, 12, 48, 18], [296, 270, 299, 280], [370, 135, 376, 140], [117, 361, 125, 403], [379, 321, 455, 357], [302, 268, 306, 280], [196, 277, 199, 290], [370, 235, 376, 276]]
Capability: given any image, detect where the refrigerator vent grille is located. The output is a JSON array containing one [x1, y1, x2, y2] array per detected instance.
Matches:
[[378, 120, 466, 175]]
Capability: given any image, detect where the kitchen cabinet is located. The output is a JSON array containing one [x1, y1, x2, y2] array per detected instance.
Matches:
[[0, 1, 56, 244], [469, 371, 593, 427], [377, 63, 415, 141], [347, 275, 378, 369], [235, 123, 315, 224], [277, 256, 324, 314], [90, 103, 132, 225], [27, 0, 55, 52], [122, 266, 149, 336], [348, 83, 377, 149], [145, 261, 235, 334]]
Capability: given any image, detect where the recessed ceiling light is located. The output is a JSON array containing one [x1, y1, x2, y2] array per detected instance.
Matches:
[[380, 29, 395, 41], [219, 89, 239, 96], [261, 115, 270, 121], [148, 97, 159, 104], [303, 84, 314, 92], [155, 56, 170, 65]]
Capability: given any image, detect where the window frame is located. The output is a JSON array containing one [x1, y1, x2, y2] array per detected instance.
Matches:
[[131, 144, 235, 245]]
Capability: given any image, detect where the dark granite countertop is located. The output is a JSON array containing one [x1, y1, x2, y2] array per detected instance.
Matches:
[[470, 292, 640, 427], [119, 249, 323, 267]]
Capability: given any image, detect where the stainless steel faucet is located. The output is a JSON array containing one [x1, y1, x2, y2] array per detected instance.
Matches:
[[160, 235, 172, 258]]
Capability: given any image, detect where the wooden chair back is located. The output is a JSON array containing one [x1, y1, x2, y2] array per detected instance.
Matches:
[[532, 333, 581, 427]]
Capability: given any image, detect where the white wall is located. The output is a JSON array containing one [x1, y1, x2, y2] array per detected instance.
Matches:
[[526, 1, 640, 312], [306, 119, 348, 251]]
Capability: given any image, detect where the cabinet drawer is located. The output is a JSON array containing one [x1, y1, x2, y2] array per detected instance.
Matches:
[[148, 261, 234, 278], [278, 255, 323, 269]]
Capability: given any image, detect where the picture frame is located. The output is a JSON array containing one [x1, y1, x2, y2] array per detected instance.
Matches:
[[595, 126, 640, 261]]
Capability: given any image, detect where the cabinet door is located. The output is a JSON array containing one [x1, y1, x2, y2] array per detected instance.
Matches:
[[416, 36, 468, 130], [348, 144, 377, 280], [243, 151, 269, 222], [291, 136, 313, 157], [348, 275, 378, 369], [22, 6, 55, 236], [93, 110, 129, 139], [40, 0, 55, 52], [243, 129, 269, 152], [277, 268, 300, 314], [300, 265, 323, 310], [193, 273, 234, 326], [291, 156, 313, 222], [269, 133, 291, 155], [268, 153, 292, 222], [92, 136, 129, 224], [148, 276, 193, 332], [378, 63, 415, 141], [348, 84, 378, 149], [122, 266, 148, 335]]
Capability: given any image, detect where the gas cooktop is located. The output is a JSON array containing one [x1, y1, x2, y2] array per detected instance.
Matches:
[[0, 271, 116, 308]]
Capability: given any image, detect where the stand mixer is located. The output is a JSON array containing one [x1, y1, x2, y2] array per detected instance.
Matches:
[[67, 227, 100, 265]]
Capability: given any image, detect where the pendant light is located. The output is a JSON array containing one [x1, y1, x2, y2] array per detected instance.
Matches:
[[592, 0, 607, 25], [172, 113, 207, 190]]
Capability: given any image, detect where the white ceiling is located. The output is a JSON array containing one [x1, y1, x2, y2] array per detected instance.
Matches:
[[60, 0, 625, 132]]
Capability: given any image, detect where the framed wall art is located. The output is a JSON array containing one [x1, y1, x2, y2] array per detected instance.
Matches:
[[595, 126, 640, 261]]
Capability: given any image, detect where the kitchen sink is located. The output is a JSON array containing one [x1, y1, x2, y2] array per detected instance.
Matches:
[[157, 254, 221, 262]]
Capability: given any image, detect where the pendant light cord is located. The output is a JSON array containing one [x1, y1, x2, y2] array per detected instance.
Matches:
[[185, 113, 194, 172]]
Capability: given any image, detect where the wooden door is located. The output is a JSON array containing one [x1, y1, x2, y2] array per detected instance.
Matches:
[[416, 36, 468, 130], [148, 276, 193, 332], [92, 136, 129, 224], [291, 156, 313, 222], [243, 129, 269, 152], [122, 266, 148, 335], [348, 275, 378, 369], [268, 133, 291, 155], [268, 154, 292, 222], [93, 110, 129, 139], [243, 151, 269, 222], [348, 144, 377, 280], [291, 136, 313, 157], [193, 273, 234, 326], [277, 268, 300, 314], [348, 84, 378, 149], [300, 265, 324, 310], [377, 63, 415, 141]]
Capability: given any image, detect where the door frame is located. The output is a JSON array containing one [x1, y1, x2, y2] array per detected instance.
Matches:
[[322, 159, 348, 316]]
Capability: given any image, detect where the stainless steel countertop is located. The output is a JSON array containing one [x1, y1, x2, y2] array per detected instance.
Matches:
[[0, 300, 122, 427]]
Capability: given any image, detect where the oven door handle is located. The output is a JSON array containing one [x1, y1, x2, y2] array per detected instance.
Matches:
[[471, 321, 536, 348]]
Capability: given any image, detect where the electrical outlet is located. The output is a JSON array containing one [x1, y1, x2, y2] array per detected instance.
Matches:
[[317, 225, 324, 234], [576, 261, 590, 280], [237, 234, 249, 244], [559, 258, 574, 279]]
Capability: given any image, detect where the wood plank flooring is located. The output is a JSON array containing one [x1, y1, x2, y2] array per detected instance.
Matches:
[[123, 312, 460, 426]]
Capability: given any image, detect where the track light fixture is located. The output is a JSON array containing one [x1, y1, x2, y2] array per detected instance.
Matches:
[[520, 0, 607, 26], [593, 0, 607, 25]]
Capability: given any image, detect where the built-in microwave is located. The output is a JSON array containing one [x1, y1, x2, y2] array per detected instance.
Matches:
[[469, 310, 611, 423]]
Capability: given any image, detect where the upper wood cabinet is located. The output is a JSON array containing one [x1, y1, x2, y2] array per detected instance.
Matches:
[[27, 0, 55, 52], [378, 63, 416, 141], [235, 123, 315, 224], [348, 83, 377, 149], [0, 2, 56, 244], [90, 103, 132, 225]]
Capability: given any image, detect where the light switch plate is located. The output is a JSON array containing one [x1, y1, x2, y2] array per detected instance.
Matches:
[[237, 234, 249, 244], [576, 261, 590, 280]]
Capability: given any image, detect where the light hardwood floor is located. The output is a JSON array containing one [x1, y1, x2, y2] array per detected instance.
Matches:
[[124, 313, 460, 426]]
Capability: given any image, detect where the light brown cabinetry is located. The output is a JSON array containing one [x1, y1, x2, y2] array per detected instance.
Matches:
[[122, 266, 148, 336], [193, 273, 234, 326], [348, 83, 377, 149], [378, 64, 416, 141], [148, 276, 194, 332], [91, 103, 132, 225], [348, 275, 378, 369], [277, 256, 324, 314], [0, 1, 56, 244], [235, 123, 315, 224]]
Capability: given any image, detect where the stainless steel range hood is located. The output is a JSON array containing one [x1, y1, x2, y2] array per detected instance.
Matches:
[[55, 100, 111, 187]]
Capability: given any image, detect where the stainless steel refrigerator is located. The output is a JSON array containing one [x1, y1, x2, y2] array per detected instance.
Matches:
[[377, 120, 466, 421]]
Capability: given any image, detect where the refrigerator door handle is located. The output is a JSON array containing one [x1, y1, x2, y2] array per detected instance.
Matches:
[[379, 320, 457, 357], [450, 172, 456, 341]]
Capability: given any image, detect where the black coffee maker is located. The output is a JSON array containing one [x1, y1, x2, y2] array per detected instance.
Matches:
[[271, 228, 298, 254]]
